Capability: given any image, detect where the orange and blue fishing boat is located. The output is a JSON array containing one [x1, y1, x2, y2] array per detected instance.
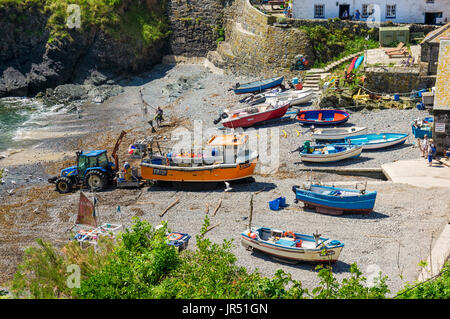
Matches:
[[140, 134, 258, 189], [296, 109, 349, 125]]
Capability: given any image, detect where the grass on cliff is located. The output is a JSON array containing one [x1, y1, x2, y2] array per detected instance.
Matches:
[[300, 24, 379, 68], [0, 0, 170, 47]]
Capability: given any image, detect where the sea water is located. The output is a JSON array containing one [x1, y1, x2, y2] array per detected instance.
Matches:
[[0, 97, 63, 152]]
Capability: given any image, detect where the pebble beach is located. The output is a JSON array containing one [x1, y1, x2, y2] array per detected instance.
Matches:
[[0, 63, 448, 295]]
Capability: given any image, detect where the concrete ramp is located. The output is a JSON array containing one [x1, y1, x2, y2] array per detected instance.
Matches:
[[382, 159, 450, 189]]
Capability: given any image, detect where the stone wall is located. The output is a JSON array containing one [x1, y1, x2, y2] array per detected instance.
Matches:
[[166, 0, 229, 57], [433, 39, 450, 155], [207, 0, 313, 76], [364, 66, 435, 94]]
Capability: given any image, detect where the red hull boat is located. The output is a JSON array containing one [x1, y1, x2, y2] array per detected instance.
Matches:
[[217, 102, 290, 128]]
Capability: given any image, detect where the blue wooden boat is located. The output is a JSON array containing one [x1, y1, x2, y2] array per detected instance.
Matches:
[[232, 76, 284, 94], [297, 109, 349, 125], [241, 226, 344, 263], [344, 133, 408, 150], [292, 184, 377, 215]]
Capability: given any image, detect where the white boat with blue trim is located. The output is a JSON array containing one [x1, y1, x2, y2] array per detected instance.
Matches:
[[344, 133, 408, 150], [241, 227, 344, 263]]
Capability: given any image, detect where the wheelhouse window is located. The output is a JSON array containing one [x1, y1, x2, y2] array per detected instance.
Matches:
[[314, 4, 325, 18], [386, 4, 396, 18]]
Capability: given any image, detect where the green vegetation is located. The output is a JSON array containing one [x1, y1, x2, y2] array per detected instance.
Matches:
[[299, 24, 379, 68], [0, 0, 170, 47], [9, 215, 448, 300], [216, 26, 225, 44]]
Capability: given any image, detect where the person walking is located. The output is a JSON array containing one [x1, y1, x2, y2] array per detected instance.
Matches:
[[421, 134, 429, 158], [427, 139, 435, 167], [155, 106, 164, 127], [355, 9, 361, 20]]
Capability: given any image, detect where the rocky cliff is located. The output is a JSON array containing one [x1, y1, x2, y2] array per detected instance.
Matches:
[[0, 0, 169, 98]]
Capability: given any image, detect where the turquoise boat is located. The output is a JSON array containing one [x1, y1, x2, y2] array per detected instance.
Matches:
[[344, 133, 408, 150], [292, 184, 377, 215]]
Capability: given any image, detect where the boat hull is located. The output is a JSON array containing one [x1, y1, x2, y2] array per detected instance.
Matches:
[[140, 159, 257, 182], [222, 103, 289, 128], [233, 76, 284, 94], [345, 134, 408, 150], [241, 233, 343, 263], [297, 109, 349, 125], [300, 145, 362, 163], [292, 185, 377, 215], [312, 127, 368, 140]]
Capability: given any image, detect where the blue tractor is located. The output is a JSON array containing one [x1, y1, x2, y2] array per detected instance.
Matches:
[[48, 131, 127, 193]]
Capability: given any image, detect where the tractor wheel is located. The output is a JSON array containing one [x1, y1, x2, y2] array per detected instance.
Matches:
[[55, 177, 73, 194], [84, 170, 108, 192]]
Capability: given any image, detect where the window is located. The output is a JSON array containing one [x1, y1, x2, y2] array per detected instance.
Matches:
[[426, 0, 435, 3], [362, 4, 369, 17], [386, 4, 396, 18], [314, 4, 325, 18]]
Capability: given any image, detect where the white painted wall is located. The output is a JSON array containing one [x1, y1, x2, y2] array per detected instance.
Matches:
[[292, 0, 450, 24]]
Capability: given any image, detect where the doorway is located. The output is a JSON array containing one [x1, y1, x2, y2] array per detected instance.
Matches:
[[339, 4, 350, 19], [425, 12, 443, 25]]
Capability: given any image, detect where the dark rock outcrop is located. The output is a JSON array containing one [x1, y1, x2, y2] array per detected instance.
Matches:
[[0, 2, 167, 98]]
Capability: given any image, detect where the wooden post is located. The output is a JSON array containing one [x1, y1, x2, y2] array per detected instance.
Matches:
[[248, 193, 254, 230]]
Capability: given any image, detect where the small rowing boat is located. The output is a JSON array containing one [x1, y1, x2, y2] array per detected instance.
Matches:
[[297, 109, 349, 125], [311, 126, 368, 140], [292, 184, 377, 215], [344, 133, 408, 150], [231, 76, 284, 94], [214, 101, 290, 128], [265, 89, 315, 106], [241, 226, 344, 263], [298, 141, 362, 163]]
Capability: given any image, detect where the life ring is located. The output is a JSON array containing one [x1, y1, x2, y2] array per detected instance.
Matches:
[[283, 231, 296, 240]]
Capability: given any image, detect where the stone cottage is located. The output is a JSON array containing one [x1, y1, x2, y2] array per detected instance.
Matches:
[[421, 23, 450, 75], [292, 0, 450, 24]]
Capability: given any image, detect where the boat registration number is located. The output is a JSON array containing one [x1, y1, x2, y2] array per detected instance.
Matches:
[[239, 163, 251, 169], [153, 168, 167, 176]]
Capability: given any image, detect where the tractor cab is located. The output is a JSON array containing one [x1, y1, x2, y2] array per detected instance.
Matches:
[[76, 150, 113, 176]]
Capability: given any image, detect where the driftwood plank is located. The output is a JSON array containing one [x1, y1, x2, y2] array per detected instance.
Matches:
[[213, 199, 223, 217], [159, 198, 180, 217]]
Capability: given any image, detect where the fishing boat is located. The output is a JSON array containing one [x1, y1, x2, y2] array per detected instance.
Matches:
[[292, 183, 377, 215], [214, 101, 290, 128], [241, 226, 344, 263], [140, 134, 258, 189], [265, 89, 315, 106], [346, 56, 358, 78], [344, 133, 408, 150], [231, 76, 284, 94], [311, 126, 368, 140], [411, 118, 433, 139], [298, 141, 362, 163], [296, 109, 349, 125], [354, 56, 364, 71]]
